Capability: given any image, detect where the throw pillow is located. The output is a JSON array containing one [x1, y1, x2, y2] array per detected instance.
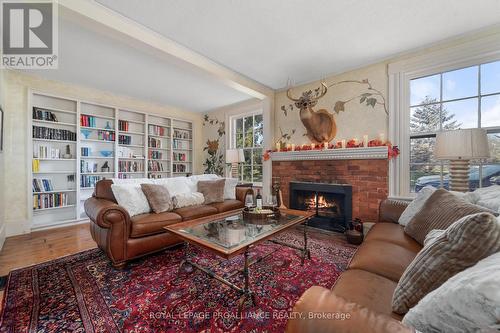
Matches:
[[188, 174, 220, 192], [403, 251, 500, 332], [198, 179, 226, 204], [423, 229, 445, 247], [398, 186, 436, 226], [155, 177, 191, 196], [392, 212, 500, 314], [172, 192, 205, 208], [140, 184, 173, 213], [111, 184, 151, 216], [404, 188, 497, 244], [224, 178, 239, 200]]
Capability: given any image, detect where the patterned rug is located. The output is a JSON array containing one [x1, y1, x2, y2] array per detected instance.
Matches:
[[0, 228, 357, 333]]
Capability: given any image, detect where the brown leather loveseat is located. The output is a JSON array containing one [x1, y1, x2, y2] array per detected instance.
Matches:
[[286, 199, 417, 333], [85, 179, 252, 268]]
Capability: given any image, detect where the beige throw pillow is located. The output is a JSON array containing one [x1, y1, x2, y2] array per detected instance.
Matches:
[[140, 184, 174, 213], [404, 188, 496, 244], [198, 179, 225, 204], [392, 212, 500, 314]]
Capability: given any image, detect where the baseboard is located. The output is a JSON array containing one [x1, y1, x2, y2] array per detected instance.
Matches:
[[31, 218, 90, 232], [0, 223, 5, 251]]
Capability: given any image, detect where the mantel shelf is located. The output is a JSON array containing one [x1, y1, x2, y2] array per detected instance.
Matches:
[[270, 146, 389, 161]]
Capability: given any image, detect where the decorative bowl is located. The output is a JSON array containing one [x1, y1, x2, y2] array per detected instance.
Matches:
[[100, 150, 113, 157], [242, 206, 280, 224], [81, 129, 92, 139]]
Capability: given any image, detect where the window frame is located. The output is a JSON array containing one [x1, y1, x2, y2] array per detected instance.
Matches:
[[229, 110, 263, 185], [388, 34, 500, 198]]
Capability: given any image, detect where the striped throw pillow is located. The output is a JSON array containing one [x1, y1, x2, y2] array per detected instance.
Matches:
[[392, 212, 500, 314]]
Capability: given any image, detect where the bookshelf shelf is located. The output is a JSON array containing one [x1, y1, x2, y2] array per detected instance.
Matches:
[[30, 91, 194, 230]]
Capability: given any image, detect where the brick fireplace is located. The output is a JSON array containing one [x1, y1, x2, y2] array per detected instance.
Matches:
[[272, 159, 389, 222]]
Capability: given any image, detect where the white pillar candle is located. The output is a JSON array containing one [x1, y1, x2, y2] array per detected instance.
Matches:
[[276, 142, 281, 151], [310, 143, 315, 149], [286, 143, 291, 150], [324, 142, 328, 149], [363, 135, 369, 147], [291, 144, 295, 151], [379, 133, 385, 143], [353, 137, 358, 145], [341, 139, 346, 149]]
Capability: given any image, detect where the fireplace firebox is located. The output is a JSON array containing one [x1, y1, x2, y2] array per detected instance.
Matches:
[[289, 181, 352, 233]]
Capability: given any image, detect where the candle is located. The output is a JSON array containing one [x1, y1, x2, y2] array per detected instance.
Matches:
[[276, 142, 281, 151], [324, 142, 328, 149], [379, 133, 385, 143], [363, 135, 369, 147], [341, 139, 346, 149], [286, 143, 291, 150], [310, 143, 315, 149], [353, 137, 358, 145], [291, 144, 295, 151]]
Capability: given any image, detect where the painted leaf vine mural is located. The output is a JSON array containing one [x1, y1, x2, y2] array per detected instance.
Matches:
[[202, 115, 225, 176]]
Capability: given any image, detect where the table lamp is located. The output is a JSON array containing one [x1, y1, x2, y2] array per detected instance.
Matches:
[[226, 149, 244, 178], [435, 129, 490, 192]]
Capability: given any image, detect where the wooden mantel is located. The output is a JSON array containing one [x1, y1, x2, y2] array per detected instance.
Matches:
[[270, 146, 389, 161]]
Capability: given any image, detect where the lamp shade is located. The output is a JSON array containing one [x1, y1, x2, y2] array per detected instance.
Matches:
[[226, 149, 244, 163], [435, 129, 490, 160]]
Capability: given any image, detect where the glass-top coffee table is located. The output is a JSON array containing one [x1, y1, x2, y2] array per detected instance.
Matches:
[[164, 208, 313, 312]]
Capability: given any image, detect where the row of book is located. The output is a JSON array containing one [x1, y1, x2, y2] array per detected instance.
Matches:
[[148, 150, 163, 160], [172, 139, 190, 150], [33, 107, 59, 122], [173, 164, 188, 173], [118, 120, 130, 131], [148, 137, 163, 148], [173, 129, 190, 139], [148, 160, 166, 172], [80, 115, 97, 128], [118, 161, 144, 172], [33, 193, 71, 210], [149, 125, 167, 137], [173, 152, 188, 162], [97, 130, 115, 141], [81, 147, 91, 156], [119, 135, 132, 145], [33, 126, 76, 141], [81, 175, 104, 188], [148, 174, 165, 179], [81, 161, 99, 173], [32, 178, 54, 192], [33, 144, 66, 159]]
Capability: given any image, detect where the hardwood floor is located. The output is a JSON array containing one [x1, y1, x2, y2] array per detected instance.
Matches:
[[0, 223, 96, 276]]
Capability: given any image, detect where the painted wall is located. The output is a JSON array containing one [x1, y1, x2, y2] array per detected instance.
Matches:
[[3, 70, 205, 236], [0, 69, 6, 249], [274, 62, 388, 147]]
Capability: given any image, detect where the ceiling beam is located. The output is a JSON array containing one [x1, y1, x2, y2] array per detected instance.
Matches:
[[58, 0, 274, 100]]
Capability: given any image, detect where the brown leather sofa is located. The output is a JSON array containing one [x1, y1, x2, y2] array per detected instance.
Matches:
[[85, 179, 253, 268], [287, 199, 417, 333]]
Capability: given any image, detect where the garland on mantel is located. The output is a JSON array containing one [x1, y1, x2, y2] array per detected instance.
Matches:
[[263, 139, 399, 161]]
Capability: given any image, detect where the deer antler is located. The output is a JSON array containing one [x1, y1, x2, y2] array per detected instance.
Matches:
[[311, 82, 328, 101], [286, 88, 300, 101]]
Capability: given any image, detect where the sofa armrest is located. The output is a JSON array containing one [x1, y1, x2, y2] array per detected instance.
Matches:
[[84, 196, 130, 231], [378, 199, 410, 224], [235, 186, 253, 203], [286, 286, 414, 333]]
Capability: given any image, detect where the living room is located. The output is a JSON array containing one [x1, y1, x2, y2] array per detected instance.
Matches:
[[0, 1, 499, 332]]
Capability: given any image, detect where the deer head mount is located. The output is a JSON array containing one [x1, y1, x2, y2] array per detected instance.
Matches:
[[286, 83, 337, 144]]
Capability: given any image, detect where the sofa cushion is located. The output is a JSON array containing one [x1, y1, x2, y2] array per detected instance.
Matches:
[[209, 199, 244, 213], [392, 212, 500, 314], [405, 188, 497, 244], [365, 223, 422, 254], [398, 186, 436, 226], [348, 240, 417, 282], [198, 179, 225, 204], [332, 269, 401, 320], [111, 183, 151, 217], [130, 212, 182, 238], [174, 205, 218, 221], [172, 192, 205, 209], [224, 178, 239, 200], [140, 183, 174, 213]]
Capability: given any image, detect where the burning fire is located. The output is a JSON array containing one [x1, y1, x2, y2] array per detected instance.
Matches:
[[305, 195, 335, 210]]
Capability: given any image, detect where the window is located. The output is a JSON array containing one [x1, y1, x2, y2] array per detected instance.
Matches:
[[232, 112, 263, 184], [409, 61, 500, 193]]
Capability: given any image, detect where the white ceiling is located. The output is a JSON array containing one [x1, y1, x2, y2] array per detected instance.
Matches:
[[24, 17, 253, 112], [96, 0, 500, 89]]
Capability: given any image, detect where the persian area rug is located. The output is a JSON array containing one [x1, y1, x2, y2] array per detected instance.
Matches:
[[0, 229, 357, 333]]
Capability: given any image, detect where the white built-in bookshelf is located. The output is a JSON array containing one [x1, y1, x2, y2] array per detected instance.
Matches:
[[29, 90, 194, 229]]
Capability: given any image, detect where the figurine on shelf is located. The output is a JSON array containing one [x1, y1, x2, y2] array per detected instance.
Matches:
[[105, 121, 112, 130], [63, 145, 72, 159], [101, 161, 110, 173]]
